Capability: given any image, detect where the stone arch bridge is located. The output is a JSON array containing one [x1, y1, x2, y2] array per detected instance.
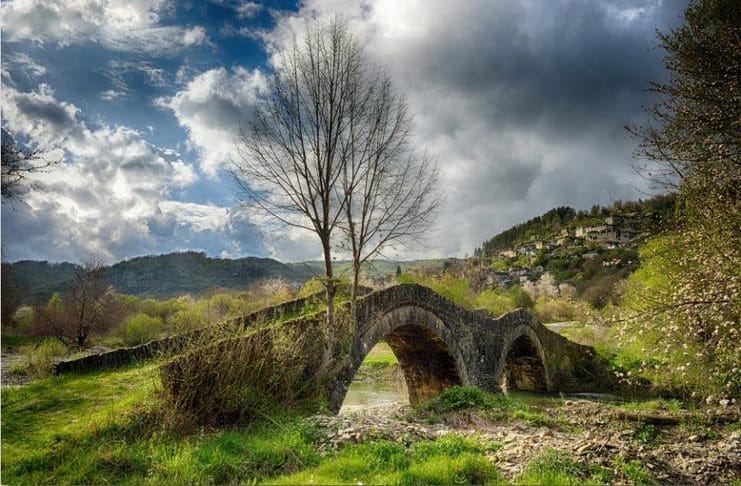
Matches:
[[327, 283, 604, 411], [56, 283, 608, 414]]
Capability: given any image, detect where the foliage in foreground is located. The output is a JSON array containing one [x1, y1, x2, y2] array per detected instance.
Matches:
[[2, 364, 507, 485], [8, 337, 68, 378], [160, 314, 330, 425], [614, 234, 740, 398], [624, 0, 740, 399], [1, 364, 322, 485]]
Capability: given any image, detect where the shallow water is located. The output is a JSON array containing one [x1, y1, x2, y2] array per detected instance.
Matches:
[[340, 380, 408, 413]]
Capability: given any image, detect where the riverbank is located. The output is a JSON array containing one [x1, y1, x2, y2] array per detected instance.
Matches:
[[312, 396, 740, 484], [2, 361, 739, 485]]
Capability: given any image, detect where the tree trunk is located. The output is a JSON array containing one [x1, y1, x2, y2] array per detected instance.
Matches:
[[76, 328, 87, 348], [351, 256, 361, 332], [322, 237, 336, 371]]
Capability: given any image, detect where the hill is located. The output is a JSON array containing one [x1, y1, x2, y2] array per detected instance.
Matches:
[[4, 252, 459, 303], [4, 252, 315, 302], [470, 194, 677, 307], [476, 194, 676, 257]]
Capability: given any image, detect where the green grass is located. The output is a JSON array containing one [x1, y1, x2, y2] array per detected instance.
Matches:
[[3, 366, 507, 485], [1, 363, 323, 485], [619, 398, 684, 413], [1, 334, 45, 348], [268, 434, 503, 485], [362, 341, 399, 366], [615, 457, 652, 485], [516, 448, 586, 485]]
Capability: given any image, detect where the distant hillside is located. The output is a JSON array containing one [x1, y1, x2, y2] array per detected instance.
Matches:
[[106, 252, 316, 298], [4, 251, 458, 303], [4, 252, 316, 302], [476, 194, 676, 257]]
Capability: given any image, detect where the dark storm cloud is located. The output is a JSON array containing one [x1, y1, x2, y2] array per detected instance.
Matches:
[[337, 0, 691, 255], [13, 91, 77, 132]]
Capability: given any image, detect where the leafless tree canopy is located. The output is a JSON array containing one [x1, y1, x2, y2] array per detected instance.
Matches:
[[339, 78, 440, 302], [233, 17, 440, 319], [233, 17, 440, 337]]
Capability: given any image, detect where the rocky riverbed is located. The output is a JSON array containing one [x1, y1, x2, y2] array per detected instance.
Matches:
[[307, 399, 740, 485]]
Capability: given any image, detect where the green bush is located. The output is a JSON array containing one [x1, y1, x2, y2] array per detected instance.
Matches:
[[166, 308, 203, 334], [123, 314, 164, 346], [12, 338, 68, 378], [509, 286, 534, 309], [534, 297, 581, 323], [476, 289, 517, 316], [421, 385, 500, 412]]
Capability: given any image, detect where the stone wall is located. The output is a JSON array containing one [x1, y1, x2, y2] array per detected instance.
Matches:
[[53, 292, 323, 375]]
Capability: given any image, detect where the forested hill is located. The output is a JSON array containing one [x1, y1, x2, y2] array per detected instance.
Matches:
[[5, 252, 317, 302], [476, 194, 676, 256], [4, 252, 459, 304]]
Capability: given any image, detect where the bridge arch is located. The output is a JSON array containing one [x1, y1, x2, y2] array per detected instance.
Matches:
[[495, 325, 551, 393], [330, 305, 469, 410]]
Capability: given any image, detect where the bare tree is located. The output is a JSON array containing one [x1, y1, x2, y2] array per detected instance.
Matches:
[[1, 138, 59, 206], [33, 259, 122, 347], [233, 18, 372, 350], [339, 76, 440, 309]]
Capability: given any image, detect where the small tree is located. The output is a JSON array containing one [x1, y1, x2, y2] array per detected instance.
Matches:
[[33, 260, 122, 347], [1, 262, 24, 327]]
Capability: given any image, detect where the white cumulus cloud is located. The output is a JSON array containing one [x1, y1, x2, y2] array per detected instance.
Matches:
[[157, 66, 267, 176], [1, 0, 210, 55]]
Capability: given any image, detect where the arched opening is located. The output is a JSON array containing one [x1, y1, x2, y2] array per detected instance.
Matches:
[[500, 334, 548, 392], [340, 341, 408, 412], [339, 322, 464, 412], [385, 324, 463, 404]]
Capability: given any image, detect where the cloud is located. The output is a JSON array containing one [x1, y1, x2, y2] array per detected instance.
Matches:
[[101, 89, 126, 101], [1, 83, 79, 147], [1, 83, 206, 262], [260, 0, 684, 257], [157, 66, 267, 176], [1, 0, 210, 55], [1, 52, 47, 82]]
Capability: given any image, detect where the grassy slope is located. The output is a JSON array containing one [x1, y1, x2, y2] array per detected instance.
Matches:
[[4, 344, 702, 485], [0, 363, 503, 485]]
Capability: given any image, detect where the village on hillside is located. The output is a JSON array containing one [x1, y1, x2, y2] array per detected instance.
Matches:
[[465, 203, 672, 305]]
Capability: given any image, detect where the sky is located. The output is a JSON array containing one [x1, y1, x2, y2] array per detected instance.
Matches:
[[1, 0, 688, 264]]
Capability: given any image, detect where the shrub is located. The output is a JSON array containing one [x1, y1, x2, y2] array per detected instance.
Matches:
[[166, 308, 203, 334], [516, 448, 583, 485], [123, 314, 164, 346], [534, 297, 582, 323], [509, 286, 534, 309], [476, 289, 516, 317], [160, 315, 327, 425], [421, 385, 502, 412], [12, 338, 68, 378]]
